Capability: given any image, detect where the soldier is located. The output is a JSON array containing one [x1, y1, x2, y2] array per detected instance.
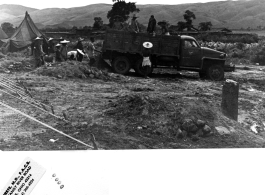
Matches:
[[74, 37, 85, 62], [55, 44, 62, 62], [159, 20, 170, 35], [33, 37, 45, 67], [30, 40, 35, 56], [147, 15, 156, 34], [129, 14, 140, 33], [74, 37, 84, 50], [142, 42, 153, 79], [47, 37, 55, 55], [76, 49, 85, 62], [60, 40, 70, 61], [87, 37, 96, 65]]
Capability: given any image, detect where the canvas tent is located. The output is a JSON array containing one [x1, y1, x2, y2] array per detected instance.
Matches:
[[0, 27, 8, 47], [1, 11, 48, 52], [0, 27, 8, 39]]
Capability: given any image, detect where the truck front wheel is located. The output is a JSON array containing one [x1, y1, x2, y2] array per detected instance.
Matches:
[[112, 56, 131, 75], [134, 59, 153, 76], [207, 65, 224, 81]]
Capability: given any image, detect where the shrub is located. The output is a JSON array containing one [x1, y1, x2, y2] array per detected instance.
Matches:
[[236, 42, 244, 50]]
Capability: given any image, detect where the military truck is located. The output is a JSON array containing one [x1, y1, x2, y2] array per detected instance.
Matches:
[[101, 30, 234, 80]]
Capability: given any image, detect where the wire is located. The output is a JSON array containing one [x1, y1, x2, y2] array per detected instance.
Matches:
[[0, 101, 95, 149], [0, 79, 51, 109], [0, 88, 67, 122], [0, 82, 44, 108], [0, 79, 25, 91], [0, 81, 29, 96]]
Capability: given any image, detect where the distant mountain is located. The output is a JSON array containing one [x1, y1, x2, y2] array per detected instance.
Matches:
[[0, 4, 38, 22], [1, 1, 265, 30]]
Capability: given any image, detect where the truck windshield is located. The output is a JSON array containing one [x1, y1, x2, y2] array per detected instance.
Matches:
[[184, 40, 199, 48]]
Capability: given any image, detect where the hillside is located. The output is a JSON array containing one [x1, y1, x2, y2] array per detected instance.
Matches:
[[0, 4, 38, 22], [1, 1, 265, 29]]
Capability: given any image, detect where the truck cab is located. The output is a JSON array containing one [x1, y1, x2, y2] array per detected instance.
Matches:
[[178, 35, 229, 80]]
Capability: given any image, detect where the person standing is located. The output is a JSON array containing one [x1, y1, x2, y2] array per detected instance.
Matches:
[[129, 14, 140, 33], [142, 42, 153, 79], [160, 21, 170, 35], [74, 37, 84, 50], [60, 40, 70, 61], [147, 15, 156, 34], [55, 44, 62, 62], [76, 49, 85, 62], [47, 38, 55, 55], [33, 37, 45, 67], [161, 25, 170, 35], [87, 37, 96, 65], [74, 37, 85, 62], [30, 40, 35, 56]]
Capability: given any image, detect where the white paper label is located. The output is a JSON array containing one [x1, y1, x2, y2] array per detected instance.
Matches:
[[1, 157, 46, 195]]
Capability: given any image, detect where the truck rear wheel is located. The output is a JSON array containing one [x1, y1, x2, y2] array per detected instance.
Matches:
[[112, 56, 131, 75], [134, 59, 153, 76], [207, 65, 224, 81]]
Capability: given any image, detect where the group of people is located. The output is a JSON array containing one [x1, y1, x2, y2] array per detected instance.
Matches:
[[113, 14, 170, 36], [31, 36, 96, 67], [31, 14, 166, 78]]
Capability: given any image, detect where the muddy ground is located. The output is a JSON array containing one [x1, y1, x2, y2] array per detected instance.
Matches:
[[1, 64, 265, 150]]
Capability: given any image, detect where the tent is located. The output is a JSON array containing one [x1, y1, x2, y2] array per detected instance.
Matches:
[[0, 27, 8, 39], [0, 27, 8, 47], [1, 11, 48, 52]]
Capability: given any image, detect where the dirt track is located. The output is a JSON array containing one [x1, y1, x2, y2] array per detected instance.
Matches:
[[1, 65, 265, 150]]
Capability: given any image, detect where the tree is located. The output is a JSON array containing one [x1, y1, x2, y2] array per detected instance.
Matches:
[[176, 21, 186, 31], [183, 10, 196, 31], [157, 20, 170, 27], [199, 22, 212, 31], [1, 22, 15, 37], [107, 0, 140, 27], [83, 26, 90, 30], [93, 17, 103, 29]]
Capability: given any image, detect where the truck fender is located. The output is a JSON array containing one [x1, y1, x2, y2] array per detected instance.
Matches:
[[201, 57, 225, 72]]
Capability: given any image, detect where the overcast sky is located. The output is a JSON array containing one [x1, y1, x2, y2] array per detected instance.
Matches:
[[1, 0, 230, 9]]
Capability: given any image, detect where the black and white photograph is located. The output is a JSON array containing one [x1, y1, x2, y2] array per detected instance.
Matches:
[[1, 0, 265, 150], [1, 0, 265, 195]]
